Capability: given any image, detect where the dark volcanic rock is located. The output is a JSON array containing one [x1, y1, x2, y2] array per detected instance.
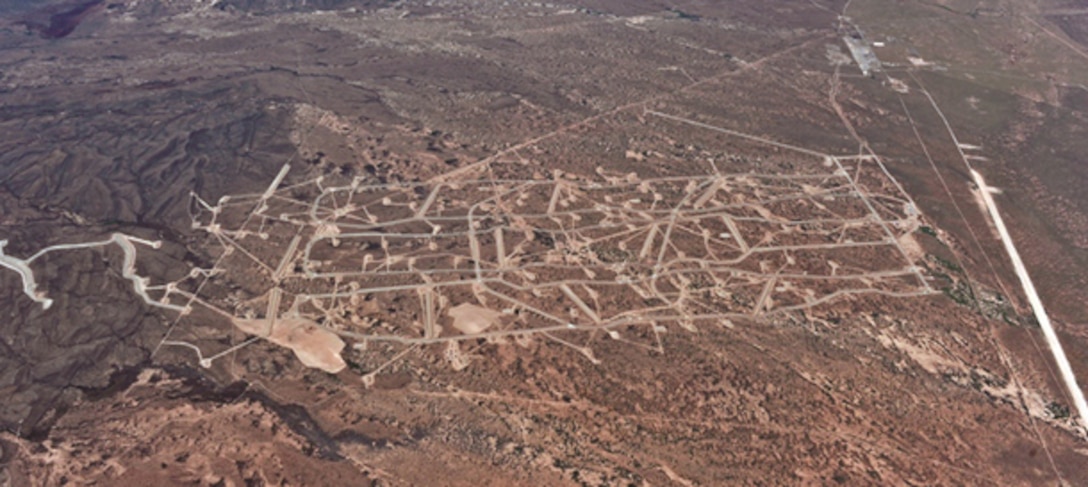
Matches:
[[0, 79, 298, 435]]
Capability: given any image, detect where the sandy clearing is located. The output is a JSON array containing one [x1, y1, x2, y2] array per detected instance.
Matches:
[[233, 317, 347, 373], [448, 303, 503, 335]]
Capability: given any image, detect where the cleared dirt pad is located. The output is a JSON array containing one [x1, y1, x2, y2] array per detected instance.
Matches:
[[448, 303, 503, 335], [233, 318, 347, 373]]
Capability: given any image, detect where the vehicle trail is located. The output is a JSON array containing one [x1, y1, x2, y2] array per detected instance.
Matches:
[[910, 71, 1088, 439], [895, 88, 1066, 479], [430, 35, 831, 184], [973, 169, 1088, 436]]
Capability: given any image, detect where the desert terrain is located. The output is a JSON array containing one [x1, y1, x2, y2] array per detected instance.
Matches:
[[2, 0, 1088, 485]]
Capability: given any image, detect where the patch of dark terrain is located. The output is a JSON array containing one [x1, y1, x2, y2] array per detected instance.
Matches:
[[14, 0, 103, 39], [0, 81, 305, 442], [153, 365, 249, 404], [0, 84, 296, 227], [16, 361, 148, 441], [236, 390, 346, 461], [0, 247, 160, 439], [214, 0, 394, 14], [158, 365, 345, 460], [12, 360, 355, 460], [333, 427, 425, 450], [18, 398, 68, 443], [1047, 12, 1088, 47], [0, 0, 51, 16], [573, 0, 843, 28], [77, 362, 148, 401]]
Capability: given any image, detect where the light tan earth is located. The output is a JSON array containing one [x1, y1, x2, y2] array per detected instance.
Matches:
[[447, 303, 503, 335], [233, 318, 348, 373]]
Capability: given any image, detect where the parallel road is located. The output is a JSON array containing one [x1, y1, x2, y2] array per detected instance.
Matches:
[[972, 169, 1088, 435]]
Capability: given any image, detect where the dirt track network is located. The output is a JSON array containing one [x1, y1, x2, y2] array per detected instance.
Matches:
[[4, 111, 936, 376]]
